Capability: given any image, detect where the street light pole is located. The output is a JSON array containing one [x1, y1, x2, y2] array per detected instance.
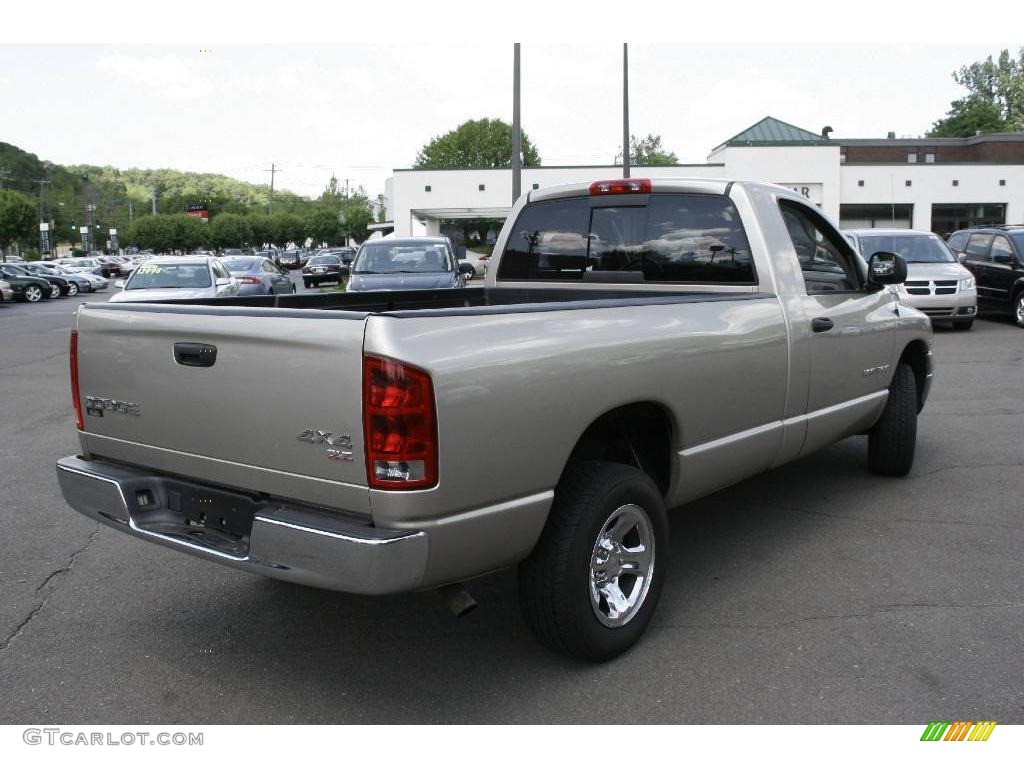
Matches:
[[622, 43, 631, 179], [512, 43, 522, 204]]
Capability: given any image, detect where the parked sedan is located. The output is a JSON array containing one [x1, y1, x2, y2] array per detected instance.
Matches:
[[0, 264, 55, 303], [459, 249, 490, 278], [846, 229, 978, 330], [108, 257, 240, 303], [19, 263, 89, 296], [347, 237, 468, 292], [221, 256, 295, 296], [40, 262, 107, 291], [0, 264, 65, 298], [301, 253, 345, 287]]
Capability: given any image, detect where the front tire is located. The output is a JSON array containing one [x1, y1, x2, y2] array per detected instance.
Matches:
[[67, 282, 79, 297], [24, 285, 43, 303], [868, 362, 917, 476], [49, 283, 61, 299], [518, 461, 668, 661], [1014, 291, 1024, 329]]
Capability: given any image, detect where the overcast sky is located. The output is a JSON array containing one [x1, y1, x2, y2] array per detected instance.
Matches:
[[0, 43, 1012, 200]]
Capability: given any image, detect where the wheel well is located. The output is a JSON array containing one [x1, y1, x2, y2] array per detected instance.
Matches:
[[566, 403, 673, 496], [899, 340, 929, 412]]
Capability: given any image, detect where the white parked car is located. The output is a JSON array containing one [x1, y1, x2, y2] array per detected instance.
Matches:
[[845, 229, 978, 330], [459, 249, 490, 278], [108, 257, 239, 302]]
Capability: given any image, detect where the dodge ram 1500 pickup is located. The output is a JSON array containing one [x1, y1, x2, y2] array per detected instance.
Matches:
[[57, 178, 932, 660]]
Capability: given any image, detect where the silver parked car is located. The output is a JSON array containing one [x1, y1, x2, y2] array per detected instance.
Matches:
[[845, 229, 978, 330], [108, 257, 240, 302], [348, 237, 469, 292]]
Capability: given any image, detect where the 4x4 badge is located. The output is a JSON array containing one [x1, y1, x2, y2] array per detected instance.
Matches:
[[296, 429, 354, 461]]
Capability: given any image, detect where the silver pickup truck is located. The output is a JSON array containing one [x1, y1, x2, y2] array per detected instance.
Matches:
[[57, 178, 933, 661]]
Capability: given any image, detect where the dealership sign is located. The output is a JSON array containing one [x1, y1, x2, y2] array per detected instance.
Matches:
[[185, 203, 209, 222], [778, 183, 824, 205], [39, 222, 51, 256]]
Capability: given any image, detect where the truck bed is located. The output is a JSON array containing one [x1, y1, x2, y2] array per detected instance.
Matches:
[[96, 286, 774, 317]]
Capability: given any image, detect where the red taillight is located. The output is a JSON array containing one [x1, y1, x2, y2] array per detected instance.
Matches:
[[479, 254, 489, 261], [237, 276, 262, 284], [363, 355, 438, 490], [70, 330, 83, 430], [589, 178, 652, 196], [302, 267, 311, 274]]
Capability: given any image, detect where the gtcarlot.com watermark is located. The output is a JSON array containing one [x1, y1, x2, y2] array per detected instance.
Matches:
[[23, 728, 203, 746]]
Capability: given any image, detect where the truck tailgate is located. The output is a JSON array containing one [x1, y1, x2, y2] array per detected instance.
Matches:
[[74, 304, 371, 516]]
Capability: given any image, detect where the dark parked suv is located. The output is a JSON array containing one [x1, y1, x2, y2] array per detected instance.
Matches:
[[947, 226, 1024, 328]]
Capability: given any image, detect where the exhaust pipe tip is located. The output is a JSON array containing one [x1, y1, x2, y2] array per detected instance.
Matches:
[[438, 583, 477, 618]]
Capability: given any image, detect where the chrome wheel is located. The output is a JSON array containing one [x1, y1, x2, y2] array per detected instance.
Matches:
[[25, 285, 43, 302], [67, 282, 79, 296], [49, 283, 61, 299], [1015, 294, 1024, 326], [589, 503, 655, 628]]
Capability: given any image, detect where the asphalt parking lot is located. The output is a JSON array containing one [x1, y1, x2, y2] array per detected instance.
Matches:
[[1, 287, 1022, 725]]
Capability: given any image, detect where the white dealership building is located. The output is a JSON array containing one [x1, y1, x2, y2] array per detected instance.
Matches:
[[384, 116, 1024, 240]]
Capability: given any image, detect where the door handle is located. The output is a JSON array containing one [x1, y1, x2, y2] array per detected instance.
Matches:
[[811, 317, 834, 333], [173, 342, 217, 367]]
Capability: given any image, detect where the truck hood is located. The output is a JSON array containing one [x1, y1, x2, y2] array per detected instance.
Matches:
[[348, 273, 456, 292], [905, 262, 970, 281], [108, 287, 217, 302]]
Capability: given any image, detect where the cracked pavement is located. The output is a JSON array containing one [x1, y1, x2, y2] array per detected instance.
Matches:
[[1, 295, 1022, 724]]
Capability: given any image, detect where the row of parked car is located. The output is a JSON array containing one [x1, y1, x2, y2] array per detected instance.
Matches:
[[0, 259, 111, 304], [842, 224, 1024, 331]]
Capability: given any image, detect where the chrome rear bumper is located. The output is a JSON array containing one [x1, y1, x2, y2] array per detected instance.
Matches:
[[56, 455, 428, 594]]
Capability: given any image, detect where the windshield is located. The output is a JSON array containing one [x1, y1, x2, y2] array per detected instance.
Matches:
[[309, 255, 340, 265], [1010, 233, 1024, 255], [125, 262, 212, 290], [222, 258, 257, 272], [858, 233, 956, 264], [353, 243, 453, 274]]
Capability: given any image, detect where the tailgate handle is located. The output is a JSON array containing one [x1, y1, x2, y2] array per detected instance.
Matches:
[[174, 342, 217, 367]]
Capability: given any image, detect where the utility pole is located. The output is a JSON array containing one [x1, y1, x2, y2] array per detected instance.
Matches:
[[512, 43, 522, 204], [150, 186, 157, 215], [344, 178, 351, 198], [622, 43, 631, 179], [265, 163, 279, 212], [33, 174, 52, 255], [0, 167, 12, 189], [128, 200, 134, 224]]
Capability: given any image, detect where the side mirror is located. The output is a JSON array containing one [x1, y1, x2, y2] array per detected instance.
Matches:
[[114, 279, 125, 288], [867, 251, 907, 286]]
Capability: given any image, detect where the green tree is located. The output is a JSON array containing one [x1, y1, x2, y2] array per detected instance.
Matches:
[[929, 98, 1008, 138], [305, 206, 343, 246], [269, 212, 304, 246], [414, 118, 541, 169], [0, 189, 36, 261], [615, 133, 679, 165], [208, 213, 252, 249], [341, 193, 375, 244], [125, 214, 207, 252], [929, 47, 1024, 137], [248, 214, 274, 248]]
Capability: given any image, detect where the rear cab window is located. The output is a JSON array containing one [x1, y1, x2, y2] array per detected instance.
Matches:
[[496, 193, 756, 285]]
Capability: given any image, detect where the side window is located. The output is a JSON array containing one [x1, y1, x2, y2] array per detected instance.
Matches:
[[779, 200, 862, 294], [990, 236, 1013, 265], [965, 234, 993, 262], [497, 198, 590, 280], [946, 232, 969, 253], [212, 261, 230, 279]]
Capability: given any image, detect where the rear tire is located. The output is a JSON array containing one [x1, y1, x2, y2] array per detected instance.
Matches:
[[518, 461, 668, 661], [952, 318, 973, 331], [49, 283, 61, 299], [868, 362, 917, 476], [303, 280, 311, 289], [67, 282, 79, 297]]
